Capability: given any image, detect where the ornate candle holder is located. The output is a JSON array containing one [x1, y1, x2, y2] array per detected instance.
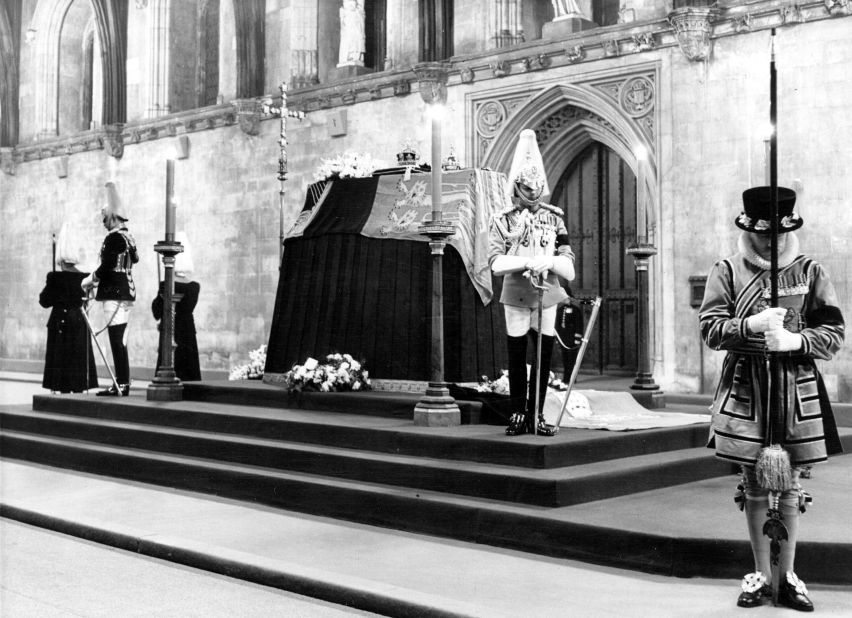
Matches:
[[147, 239, 185, 401]]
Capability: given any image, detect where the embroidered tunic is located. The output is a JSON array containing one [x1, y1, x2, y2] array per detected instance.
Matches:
[[488, 203, 574, 308], [699, 253, 844, 467]]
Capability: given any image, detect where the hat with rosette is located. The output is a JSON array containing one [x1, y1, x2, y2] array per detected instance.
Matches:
[[735, 186, 802, 234]]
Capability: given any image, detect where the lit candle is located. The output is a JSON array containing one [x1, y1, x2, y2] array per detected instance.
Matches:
[[165, 159, 175, 240]]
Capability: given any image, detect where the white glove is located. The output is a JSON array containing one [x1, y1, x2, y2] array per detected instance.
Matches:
[[81, 274, 95, 292], [525, 256, 553, 275], [746, 307, 786, 334], [765, 328, 803, 352]]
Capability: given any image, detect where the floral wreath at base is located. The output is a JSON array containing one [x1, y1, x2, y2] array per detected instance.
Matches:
[[229, 344, 267, 380], [475, 370, 568, 394], [283, 353, 371, 393]]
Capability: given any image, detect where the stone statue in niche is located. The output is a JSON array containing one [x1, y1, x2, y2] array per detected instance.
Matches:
[[338, 0, 366, 67]]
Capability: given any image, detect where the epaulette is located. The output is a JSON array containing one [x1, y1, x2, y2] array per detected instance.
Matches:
[[539, 202, 564, 217]]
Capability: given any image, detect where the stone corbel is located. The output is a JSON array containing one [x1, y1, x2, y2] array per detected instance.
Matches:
[[233, 98, 262, 135], [341, 89, 357, 105], [1, 147, 16, 175], [602, 40, 620, 57], [734, 14, 752, 33], [632, 33, 656, 52], [780, 4, 805, 23], [565, 45, 586, 63], [99, 123, 125, 158], [490, 60, 511, 77], [825, 0, 849, 15], [668, 6, 719, 62]]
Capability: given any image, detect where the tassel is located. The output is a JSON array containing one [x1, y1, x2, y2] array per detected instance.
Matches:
[[755, 445, 794, 492]]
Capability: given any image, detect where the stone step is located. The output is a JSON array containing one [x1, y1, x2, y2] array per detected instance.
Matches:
[[0, 409, 731, 507], [29, 393, 713, 469]]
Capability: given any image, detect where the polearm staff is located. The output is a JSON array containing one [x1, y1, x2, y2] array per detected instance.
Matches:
[[759, 28, 791, 604]]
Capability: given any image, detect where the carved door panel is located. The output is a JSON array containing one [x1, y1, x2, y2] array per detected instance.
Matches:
[[552, 142, 638, 374]]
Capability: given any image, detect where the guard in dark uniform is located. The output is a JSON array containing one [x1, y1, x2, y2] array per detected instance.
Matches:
[[82, 182, 139, 396], [488, 130, 576, 436], [555, 285, 584, 385]]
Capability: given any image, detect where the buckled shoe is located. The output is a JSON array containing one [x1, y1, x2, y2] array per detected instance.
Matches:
[[737, 572, 771, 608], [505, 411, 527, 436], [777, 572, 814, 612]]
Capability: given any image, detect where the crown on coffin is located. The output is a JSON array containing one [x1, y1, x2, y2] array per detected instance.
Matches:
[[396, 141, 419, 166]]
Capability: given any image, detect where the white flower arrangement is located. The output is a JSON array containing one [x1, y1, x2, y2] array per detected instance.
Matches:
[[313, 151, 387, 182], [475, 370, 510, 395], [229, 344, 267, 380], [283, 353, 371, 393], [476, 370, 566, 394]]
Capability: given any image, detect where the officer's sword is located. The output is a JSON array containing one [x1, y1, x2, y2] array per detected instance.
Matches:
[[529, 273, 549, 436], [80, 300, 123, 396], [552, 296, 602, 432]]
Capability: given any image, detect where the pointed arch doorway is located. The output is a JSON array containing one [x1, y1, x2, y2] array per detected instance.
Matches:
[[551, 141, 638, 375]]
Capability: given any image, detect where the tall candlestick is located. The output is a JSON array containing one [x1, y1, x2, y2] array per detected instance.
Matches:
[[165, 159, 175, 240]]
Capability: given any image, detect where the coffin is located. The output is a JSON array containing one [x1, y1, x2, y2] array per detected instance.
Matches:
[[264, 169, 511, 383]]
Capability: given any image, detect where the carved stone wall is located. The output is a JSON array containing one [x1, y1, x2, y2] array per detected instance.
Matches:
[[469, 67, 657, 166]]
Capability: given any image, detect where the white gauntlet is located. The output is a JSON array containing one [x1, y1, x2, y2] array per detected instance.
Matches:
[[765, 328, 803, 352], [746, 307, 786, 333]]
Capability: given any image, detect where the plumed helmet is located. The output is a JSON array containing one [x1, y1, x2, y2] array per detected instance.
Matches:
[[174, 231, 195, 279], [101, 181, 128, 222], [506, 129, 550, 199]]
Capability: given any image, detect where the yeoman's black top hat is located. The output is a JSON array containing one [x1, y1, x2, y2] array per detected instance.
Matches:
[[735, 186, 802, 234]]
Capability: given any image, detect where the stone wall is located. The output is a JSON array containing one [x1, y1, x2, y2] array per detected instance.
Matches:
[[2, 2, 850, 397]]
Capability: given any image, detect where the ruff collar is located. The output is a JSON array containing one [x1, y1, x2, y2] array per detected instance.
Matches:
[[738, 231, 799, 271]]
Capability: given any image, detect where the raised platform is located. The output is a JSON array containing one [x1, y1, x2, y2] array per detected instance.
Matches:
[[2, 380, 851, 585]]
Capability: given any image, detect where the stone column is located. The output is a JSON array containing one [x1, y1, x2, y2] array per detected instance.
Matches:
[[385, 0, 419, 70], [290, 0, 319, 88], [145, 0, 171, 117], [492, 0, 524, 48]]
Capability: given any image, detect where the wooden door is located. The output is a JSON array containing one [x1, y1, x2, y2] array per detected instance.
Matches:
[[551, 142, 638, 374]]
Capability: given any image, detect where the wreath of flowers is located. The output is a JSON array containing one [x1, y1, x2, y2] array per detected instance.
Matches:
[[475, 370, 510, 394], [283, 353, 371, 393], [228, 344, 267, 380], [313, 151, 387, 182], [476, 369, 569, 394]]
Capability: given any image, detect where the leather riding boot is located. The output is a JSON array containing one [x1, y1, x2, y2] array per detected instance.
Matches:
[[526, 333, 556, 436], [505, 334, 529, 436]]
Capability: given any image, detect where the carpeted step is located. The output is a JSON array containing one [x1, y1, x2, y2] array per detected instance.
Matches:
[[3, 431, 851, 584], [0, 430, 742, 580], [29, 394, 712, 469], [0, 410, 731, 507]]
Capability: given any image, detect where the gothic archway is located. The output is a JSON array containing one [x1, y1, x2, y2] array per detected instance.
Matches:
[[30, 0, 126, 136], [481, 82, 659, 377]]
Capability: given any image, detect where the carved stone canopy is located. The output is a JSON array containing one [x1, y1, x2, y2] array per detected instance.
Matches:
[[668, 6, 719, 62]]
